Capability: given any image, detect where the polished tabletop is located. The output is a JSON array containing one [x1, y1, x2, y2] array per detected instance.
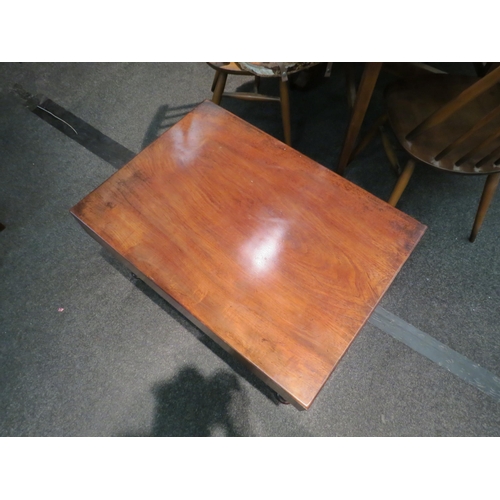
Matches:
[[71, 101, 426, 410]]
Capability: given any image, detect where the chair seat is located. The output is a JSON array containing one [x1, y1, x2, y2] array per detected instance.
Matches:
[[207, 62, 253, 75], [236, 62, 320, 78], [208, 62, 320, 78], [385, 75, 500, 174]]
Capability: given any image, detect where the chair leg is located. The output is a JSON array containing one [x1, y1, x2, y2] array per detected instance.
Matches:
[[212, 71, 228, 105], [211, 70, 220, 92], [388, 159, 416, 207], [380, 122, 402, 175], [253, 76, 261, 93], [337, 62, 383, 176], [279, 79, 292, 146], [350, 114, 388, 164], [469, 172, 500, 242]]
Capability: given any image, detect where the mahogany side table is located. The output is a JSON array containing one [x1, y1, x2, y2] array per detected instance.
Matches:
[[71, 101, 426, 410]]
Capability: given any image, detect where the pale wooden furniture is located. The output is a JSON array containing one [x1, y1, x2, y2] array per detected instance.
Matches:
[[383, 66, 500, 242], [338, 63, 448, 176], [70, 101, 425, 410], [208, 62, 322, 146], [337, 63, 383, 176]]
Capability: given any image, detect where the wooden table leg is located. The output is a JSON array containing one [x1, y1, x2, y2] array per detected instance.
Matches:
[[337, 62, 383, 176]]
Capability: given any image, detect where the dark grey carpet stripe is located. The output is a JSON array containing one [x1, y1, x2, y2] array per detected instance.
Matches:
[[32, 99, 136, 169], [12, 85, 135, 169], [370, 306, 500, 400]]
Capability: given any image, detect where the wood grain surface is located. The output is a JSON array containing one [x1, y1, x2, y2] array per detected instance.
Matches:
[[71, 101, 426, 410]]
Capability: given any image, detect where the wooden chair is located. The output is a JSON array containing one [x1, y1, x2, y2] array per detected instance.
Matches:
[[338, 63, 449, 176], [207, 62, 324, 146], [380, 65, 500, 242]]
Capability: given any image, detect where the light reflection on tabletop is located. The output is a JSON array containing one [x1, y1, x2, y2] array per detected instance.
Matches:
[[240, 218, 288, 275]]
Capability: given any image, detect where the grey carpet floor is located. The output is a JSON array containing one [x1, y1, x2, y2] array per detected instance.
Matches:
[[0, 62, 499, 436]]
